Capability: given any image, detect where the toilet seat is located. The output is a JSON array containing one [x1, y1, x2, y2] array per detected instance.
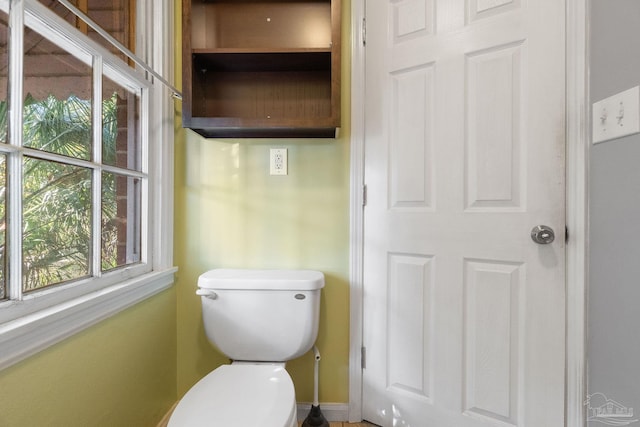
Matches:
[[168, 364, 297, 427]]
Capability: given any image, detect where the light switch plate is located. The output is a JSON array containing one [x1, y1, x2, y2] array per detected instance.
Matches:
[[593, 86, 640, 144]]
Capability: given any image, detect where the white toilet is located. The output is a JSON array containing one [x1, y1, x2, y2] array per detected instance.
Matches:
[[168, 269, 325, 427]]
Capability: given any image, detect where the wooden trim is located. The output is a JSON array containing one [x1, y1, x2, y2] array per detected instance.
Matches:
[[297, 403, 349, 422], [299, 423, 374, 427], [0, 269, 176, 371], [128, 0, 136, 53], [181, 0, 193, 127], [565, 0, 589, 426], [77, 0, 88, 34], [331, 0, 342, 126], [348, 0, 365, 423]]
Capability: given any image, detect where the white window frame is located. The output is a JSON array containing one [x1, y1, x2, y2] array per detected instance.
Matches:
[[0, 0, 176, 370]]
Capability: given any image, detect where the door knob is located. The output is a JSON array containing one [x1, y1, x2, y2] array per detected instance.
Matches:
[[531, 225, 555, 244]]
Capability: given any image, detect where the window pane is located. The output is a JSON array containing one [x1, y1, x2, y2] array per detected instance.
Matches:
[[87, 0, 135, 59], [40, 0, 135, 61], [0, 155, 5, 300], [102, 172, 140, 272], [23, 157, 92, 292], [23, 24, 92, 160], [37, 0, 78, 27], [102, 76, 140, 170]]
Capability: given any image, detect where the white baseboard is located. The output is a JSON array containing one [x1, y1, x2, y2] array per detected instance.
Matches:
[[161, 400, 349, 424], [296, 403, 349, 422]]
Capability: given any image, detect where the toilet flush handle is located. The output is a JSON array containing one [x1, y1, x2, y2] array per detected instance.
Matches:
[[196, 288, 218, 300]]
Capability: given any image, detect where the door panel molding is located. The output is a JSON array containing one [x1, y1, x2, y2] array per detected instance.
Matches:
[[462, 259, 523, 425]]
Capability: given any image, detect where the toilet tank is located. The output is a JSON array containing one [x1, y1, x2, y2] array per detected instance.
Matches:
[[197, 269, 324, 362]]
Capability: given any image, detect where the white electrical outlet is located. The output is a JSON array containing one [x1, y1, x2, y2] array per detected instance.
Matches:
[[593, 86, 640, 144], [270, 148, 287, 175]]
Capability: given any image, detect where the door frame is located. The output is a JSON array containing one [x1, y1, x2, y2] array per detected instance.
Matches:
[[347, 0, 589, 425]]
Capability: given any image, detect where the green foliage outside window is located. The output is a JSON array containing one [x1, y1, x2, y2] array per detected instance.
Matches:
[[0, 93, 123, 293]]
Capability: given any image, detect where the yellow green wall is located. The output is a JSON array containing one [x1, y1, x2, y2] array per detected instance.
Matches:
[[0, 289, 177, 427], [0, 3, 350, 424], [174, 1, 352, 403]]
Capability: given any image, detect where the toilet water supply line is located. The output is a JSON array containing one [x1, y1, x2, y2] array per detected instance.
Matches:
[[312, 346, 321, 406]]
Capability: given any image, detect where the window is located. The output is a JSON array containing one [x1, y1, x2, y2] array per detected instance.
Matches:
[[0, 0, 175, 370]]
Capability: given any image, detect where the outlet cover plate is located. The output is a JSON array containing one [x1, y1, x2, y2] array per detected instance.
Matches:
[[270, 148, 287, 175]]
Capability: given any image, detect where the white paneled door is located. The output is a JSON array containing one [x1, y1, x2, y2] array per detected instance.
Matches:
[[362, 0, 566, 426]]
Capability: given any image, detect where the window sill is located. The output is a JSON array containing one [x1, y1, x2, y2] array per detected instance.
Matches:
[[0, 268, 177, 371]]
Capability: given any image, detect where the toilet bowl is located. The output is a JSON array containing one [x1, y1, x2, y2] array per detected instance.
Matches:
[[168, 269, 324, 427], [168, 364, 297, 427]]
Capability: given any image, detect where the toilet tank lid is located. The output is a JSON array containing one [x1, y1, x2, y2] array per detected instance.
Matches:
[[198, 269, 325, 291]]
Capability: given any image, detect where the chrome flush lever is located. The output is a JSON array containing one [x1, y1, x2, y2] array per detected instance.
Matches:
[[196, 289, 218, 300]]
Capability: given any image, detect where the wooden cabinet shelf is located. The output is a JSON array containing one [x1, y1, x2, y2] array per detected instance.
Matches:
[[192, 48, 332, 54], [182, 0, 341, 138], [193, 51, 331, 72]]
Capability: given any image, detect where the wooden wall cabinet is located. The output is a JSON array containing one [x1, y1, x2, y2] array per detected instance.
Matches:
[[182, 0, 341, 138]]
